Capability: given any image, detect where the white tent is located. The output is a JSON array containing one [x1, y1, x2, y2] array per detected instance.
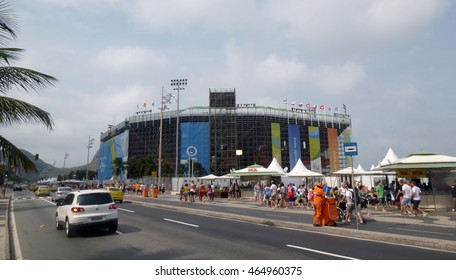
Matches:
[[229, 164, 281, 178], [380, 148, 400, 167], [267, 157, 286, 175], [198, 174, 220, 180], [287, 158, 324, 177]]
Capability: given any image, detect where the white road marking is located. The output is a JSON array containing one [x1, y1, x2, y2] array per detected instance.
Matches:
[[163, 218, 199, 228], [118, 208, 135, 213], [287, 244, 359, 260]]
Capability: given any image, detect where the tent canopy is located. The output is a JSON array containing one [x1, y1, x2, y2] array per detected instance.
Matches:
[[229, 164, 281, 177], [379, 152, 456, 170], [198, 174, 220, 180], [287, 158, 324, 177], [267, 157, 286, 175]]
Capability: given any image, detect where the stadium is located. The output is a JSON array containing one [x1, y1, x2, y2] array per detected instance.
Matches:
[[97, 89, 352, 185]]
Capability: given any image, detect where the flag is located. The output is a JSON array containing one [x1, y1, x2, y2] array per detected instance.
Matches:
[[320, 105, 325, 110], [328, 106, 332, 111], [335, 107, 339, 112], [313, 105, 317, 109], [283, 99, 288, 104], [137, 105, 139, 109], [291, 101, 296, 106], [306, 103, 311, 108], [143, 102, 147, 108], [298, 102, 303, 107]]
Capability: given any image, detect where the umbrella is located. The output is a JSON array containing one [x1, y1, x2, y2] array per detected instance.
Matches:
[[287, 159, 324, 177]]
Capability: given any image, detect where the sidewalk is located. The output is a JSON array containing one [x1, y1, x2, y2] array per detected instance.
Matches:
[[0, 197, 11, 260]]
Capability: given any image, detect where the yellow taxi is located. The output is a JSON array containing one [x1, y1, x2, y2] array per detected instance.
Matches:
[[106, 187, 124, 203], [35, 185, 51, 197]]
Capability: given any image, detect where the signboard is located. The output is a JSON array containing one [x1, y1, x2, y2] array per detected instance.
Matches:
[[396, 169, 427, 178], [344, 142, 358, 156]]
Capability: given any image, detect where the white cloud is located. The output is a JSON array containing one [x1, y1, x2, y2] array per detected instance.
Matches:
[[95, 46, 168, 72]]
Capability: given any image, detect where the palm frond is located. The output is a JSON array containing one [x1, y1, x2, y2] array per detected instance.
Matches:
[[0, 135, 37, 172], [0, 95, 54, 129], [0, 0, 18, 44], [0, 66, 57, 94], [0, 47, 22, 65]]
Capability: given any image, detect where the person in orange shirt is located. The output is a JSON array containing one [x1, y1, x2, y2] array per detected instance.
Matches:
[[312, 182, 326, 227]]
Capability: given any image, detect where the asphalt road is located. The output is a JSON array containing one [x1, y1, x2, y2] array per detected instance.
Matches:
[[9, 191, 456, 260]]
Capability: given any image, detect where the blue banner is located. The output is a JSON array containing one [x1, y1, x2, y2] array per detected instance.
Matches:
[[288, 124, 301, 170], [180, 122, 210, 175]]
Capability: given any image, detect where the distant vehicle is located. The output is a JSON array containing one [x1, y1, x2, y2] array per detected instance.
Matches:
[[55, 190, 118, 237], [106, 187, 124, 203], [35, 186, 51, 196], [51, 187, 73, 202], [13, 185, 22, 191]]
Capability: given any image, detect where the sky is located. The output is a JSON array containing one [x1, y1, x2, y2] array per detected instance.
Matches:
[[3, 0, 456, 171]]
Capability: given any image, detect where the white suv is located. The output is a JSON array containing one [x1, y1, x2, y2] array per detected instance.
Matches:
[[55, 189, 118, 237]]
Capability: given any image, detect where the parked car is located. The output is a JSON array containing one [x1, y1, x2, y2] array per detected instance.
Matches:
[[55, 190, 118, 237], [106, 187, 124, 203], [35, 186, 51, 196], [13, 184, 22, 191], [51, 187, 73, 202]]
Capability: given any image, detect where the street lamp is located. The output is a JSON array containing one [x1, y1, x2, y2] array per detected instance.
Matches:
[[63, 152, 69, 180], [171, 78, 187, 179], [158, 87, 175, 189], [236, 149, 243, 170], [86, 136, 95, 181]]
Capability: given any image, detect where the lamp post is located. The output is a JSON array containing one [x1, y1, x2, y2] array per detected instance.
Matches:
[[86, 136, 95, 181], [236, 149, 243, 170], [171, 78, 187, 179], [158, 87, 174, 189], [63, 152, 69, 181]]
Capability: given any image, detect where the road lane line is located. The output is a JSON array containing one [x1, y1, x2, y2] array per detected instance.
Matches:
[[287, 244, 359, 260], [391, 227, 454, 236], [118, 208, 135, 213], [164, 218, 199, 228]]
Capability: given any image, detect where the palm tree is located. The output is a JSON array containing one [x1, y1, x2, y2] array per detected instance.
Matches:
[[0, 0, 57, 173]]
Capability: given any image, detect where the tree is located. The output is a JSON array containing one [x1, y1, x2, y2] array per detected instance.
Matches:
[[0, 1, 57, 173], [112, 157, 127, 181]]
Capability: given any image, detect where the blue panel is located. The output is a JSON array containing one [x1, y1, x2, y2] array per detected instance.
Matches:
[[180, 122, 210, 175], [97, 130, 129, 181], [288, 124, 301, 170]]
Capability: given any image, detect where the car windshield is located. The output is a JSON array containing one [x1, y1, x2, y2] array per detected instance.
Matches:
[[78, 193, 113, 205], [59, 187, 73, 192]]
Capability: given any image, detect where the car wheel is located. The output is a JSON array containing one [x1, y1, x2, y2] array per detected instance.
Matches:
[[119, 200, 123, 204], [108, 222, 118, 233], [65, 218, 75, 238], [55, 214, 63, 230]]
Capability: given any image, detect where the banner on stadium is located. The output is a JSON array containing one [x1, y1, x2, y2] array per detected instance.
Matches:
[[271, 123, 282, 165], [288, 124, 301, 170], [308, 126, 322, 173], [98, 130, 129, 181], [181, 122, 210, 176]]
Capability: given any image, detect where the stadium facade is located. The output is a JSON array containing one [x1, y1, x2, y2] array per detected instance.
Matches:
[[97, 89, 352, 181]]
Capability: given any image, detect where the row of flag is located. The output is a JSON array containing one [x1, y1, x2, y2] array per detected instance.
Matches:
[[137, 102, 155, 110], [282, 99, 344, 112]]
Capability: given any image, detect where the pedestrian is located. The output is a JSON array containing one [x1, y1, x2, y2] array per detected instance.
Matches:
[[399, 179, 413, 215], [254, 181, 263, 205], [451, 180, 456, 212], [344, 185, 364, 224], [411, 181, 427, 217], [286, 183, 296, 208], [375, 181, 387, 212], [263, 183, 271, 207], [269, 180, 278, 208], [312, 182, 326, 227], [357, 183, 370, 216], [306, 186, 314, 209]]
